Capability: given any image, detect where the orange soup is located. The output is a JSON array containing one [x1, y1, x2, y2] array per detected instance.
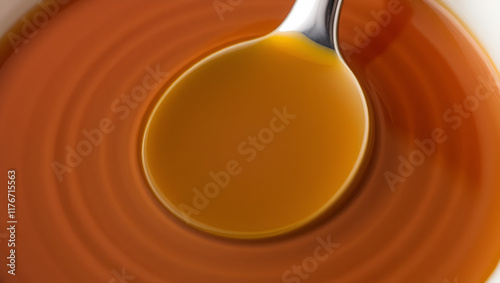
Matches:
[[142, 32, 370, 239]]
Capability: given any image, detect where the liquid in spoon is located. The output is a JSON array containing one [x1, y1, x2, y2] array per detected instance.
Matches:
[[142, 31, 370, 239]]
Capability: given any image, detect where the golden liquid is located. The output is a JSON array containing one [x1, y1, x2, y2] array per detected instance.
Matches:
[[2, 0, 500, 281], [142, 32, 369, 239]]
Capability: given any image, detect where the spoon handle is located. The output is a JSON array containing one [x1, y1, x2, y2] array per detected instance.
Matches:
[[278, 0, 343, 50]]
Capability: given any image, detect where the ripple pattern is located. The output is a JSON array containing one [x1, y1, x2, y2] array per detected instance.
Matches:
[[0, 0, 499, 282]]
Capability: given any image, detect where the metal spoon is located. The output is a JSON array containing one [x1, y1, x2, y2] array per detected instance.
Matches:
[[142, 0, 371, 239], [279, 0, 344, 52]]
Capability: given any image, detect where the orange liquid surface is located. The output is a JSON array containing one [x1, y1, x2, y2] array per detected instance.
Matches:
[[143, 32, 369, 239], [0, 0, 500, 282]]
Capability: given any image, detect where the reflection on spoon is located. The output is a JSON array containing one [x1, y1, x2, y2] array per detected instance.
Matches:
[[142, 0, 371, 239]]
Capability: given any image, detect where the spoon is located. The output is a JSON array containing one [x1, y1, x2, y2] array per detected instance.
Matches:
[[142, 0, 371, 239], [278, 0, 343, 50]]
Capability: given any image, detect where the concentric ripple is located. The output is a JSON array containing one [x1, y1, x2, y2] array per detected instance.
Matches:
[[0, 0, 499, 282]]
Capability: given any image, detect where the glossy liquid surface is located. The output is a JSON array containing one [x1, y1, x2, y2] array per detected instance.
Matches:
[[143, 32, 369, 239], [1, 0, 500, 282]]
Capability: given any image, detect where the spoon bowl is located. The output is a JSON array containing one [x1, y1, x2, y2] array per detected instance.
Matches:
[[142, 0, 371, 239]]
